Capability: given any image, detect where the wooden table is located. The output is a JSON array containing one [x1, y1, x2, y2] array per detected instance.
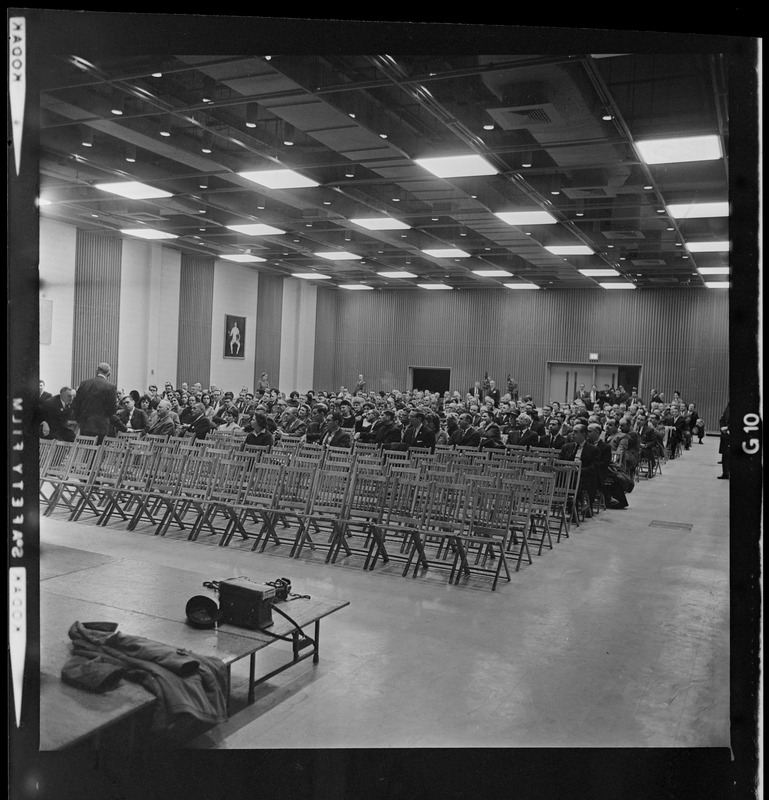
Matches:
[[41, 547, 349, 749]]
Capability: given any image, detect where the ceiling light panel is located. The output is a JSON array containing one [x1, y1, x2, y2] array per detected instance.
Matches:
[[635, 134, 722, 164], [227, 223, 285, 236], [667, 201, 729, 219], [119, 228, 177, 240], [350, 217, 410, 230], [579, 269, 620, 277], [599, 282, 636, 289], [503, 283, 540, 290], [495, 211, 558, 226], [315, 251, 362, 260], [704, 281, 730, 289], [545, 245, 594, 256], [339, 284, 374, 290], [417, 283, 453, 290], [697, 267, 730, 275], [414, 154, 498, 178], [239, 169, 319, 189], [96, 181, 172, 199], [421, 248, 470, 258], [292, 273, 332, 280], [221, 254, 267, 263], [685, 241, 730, 252], [377, 271, 417, 278], [472, 269, 512, 277]]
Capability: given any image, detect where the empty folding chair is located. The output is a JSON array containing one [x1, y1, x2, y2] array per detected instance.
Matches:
[[367, 476, 431, 571], [291, 468, 352, 559], [219, 461, 285, 548], [328, 471, 390, 566], [453, 485, 516, 590], [42, 439, 102, 518], [549, 459, 582, 540], [524, 469, 556, 555], [252, 463, 316, 553], [39, 439, 74, 509], [186, 457, 251, 542]]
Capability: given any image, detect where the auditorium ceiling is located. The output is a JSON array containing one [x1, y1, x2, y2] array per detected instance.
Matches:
[[37, 37, 737, 291]]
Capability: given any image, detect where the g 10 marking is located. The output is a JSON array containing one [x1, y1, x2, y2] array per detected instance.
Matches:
[[742, 412, 761, 454]]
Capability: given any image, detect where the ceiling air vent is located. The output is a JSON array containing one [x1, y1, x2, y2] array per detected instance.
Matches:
[[486, 103, 564, 130], [603, 230, 645, 240], [562, 187, 616, 199], [631, 258, 667, 266]]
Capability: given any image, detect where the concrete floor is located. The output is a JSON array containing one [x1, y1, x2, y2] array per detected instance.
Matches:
[[39, 437, 730, 750]]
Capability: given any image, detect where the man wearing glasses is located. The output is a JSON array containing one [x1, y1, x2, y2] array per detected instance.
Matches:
[[115, 393, 150, 435]]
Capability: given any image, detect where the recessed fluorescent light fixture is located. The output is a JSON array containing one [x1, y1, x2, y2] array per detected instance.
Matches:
[[96, 181, 172, 199], [579, 269, 620, 277], [667, 201, 729, 219], [421, 248, 470, 258], [350, 217, 410, 230], [684, 241, 730, 253], [704, 281, 729, 289], [472, 269, 513, 277], [119, 228, 178, 240], [545, 245, 594, 256], [339, 284, 374, 290], [292, 273, 332, 280], [503, 283, 540, 290], [417, 283, 453, 290], [697, 267, 730, 275], [377, 271, 417, 279], [414, 154, 498, 178], [227, 223, 285, 236], [221, 254, 267, 263], [495, 211, 558, 226], [636, 135, 722, 164], [315, 251, 362, 261], [239, 169, 319, 189], [599, 283, 636, 289]]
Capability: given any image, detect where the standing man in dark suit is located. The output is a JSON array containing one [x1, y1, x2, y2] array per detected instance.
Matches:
[[39, 380, 52, 403], [402, 409, 436, 452], [72, 362, 118, 443], [485, 380, 501, 407], [717, 403, 730, 479], [40, 387, 77, 441]]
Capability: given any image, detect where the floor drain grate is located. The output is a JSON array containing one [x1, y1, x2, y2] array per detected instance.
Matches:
[[649, 520, 694, 531]]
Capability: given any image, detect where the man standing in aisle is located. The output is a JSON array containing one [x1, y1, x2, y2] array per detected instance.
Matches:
[[72, 362, 118, 444]]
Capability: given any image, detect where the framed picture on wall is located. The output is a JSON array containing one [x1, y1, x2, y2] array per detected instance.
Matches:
[[224, 314, 246, 359]]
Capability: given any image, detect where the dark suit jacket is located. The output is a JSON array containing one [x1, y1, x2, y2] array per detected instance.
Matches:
[[245, 430, 274, 448], [449, 426, 481, 448], [373, 422, 402, 446], [535, 433, 566, 450], [402, 424, 436, 451], [507, 429, 539, 449], [41, 394, 76, 441], [72, 375, 118, 437], [116, 408, 149, 433], [185, 414, 215, 441], [322, 428, 352, 449]]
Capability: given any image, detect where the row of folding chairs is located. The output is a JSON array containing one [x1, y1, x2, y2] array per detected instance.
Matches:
[[39, 435, 579, 591]]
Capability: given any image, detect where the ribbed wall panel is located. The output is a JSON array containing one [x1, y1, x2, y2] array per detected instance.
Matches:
[[317, 289, 729, 431], [313, 287, 337, 390], [72, 231, 122, 388], [177, 254, 214, 388], [254, 273, 283, 390]]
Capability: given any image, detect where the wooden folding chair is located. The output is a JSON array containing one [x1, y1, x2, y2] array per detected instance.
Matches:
[[327, 471, 390, 566], [524, 469, 556, 555], [39, 439, 74, 508], [402, 481, 471, 581], [291, 468, 352, 559], [125, 448, 188, 532], [253, 463, 316, 552], [453, 485, 516, 590], [549, 459, 582, 540], [504, 478, 534, 572], [42, 439, 101, 518], [186, 457, 252, 542], [219, 461, 285, 548], [367, 476, 431, 571]]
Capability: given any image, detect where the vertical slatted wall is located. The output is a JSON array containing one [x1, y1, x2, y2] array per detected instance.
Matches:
[[177, 254, 214, 388], [318, 289, 729, 431], [71, 230, 122, 388], [253, 273, 283, 390], [313, 286, 337, 390]]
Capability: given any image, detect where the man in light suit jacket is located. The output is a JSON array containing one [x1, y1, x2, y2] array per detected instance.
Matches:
[[72, 362, 119, 443]]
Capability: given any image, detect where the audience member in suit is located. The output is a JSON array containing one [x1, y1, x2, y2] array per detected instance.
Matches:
[[146, 399, 177, 437], [115, 394, 150, 434], [480, 424, 506, 450], [558, 423, 599, 504], [535, 418, 567, 450], [449, 413, 482, 448], [320, 412, 352, 449], [373, 409, 402, 447], [181, 402, 215, 441], [401, 409, 436, 452], [40, 387, 77, 441], [586, 422, 614, 507], [506, 413, 539, 449], [72, 362, 119, 443], [485, 380, 501, 407], [468, 382, 484, 401]]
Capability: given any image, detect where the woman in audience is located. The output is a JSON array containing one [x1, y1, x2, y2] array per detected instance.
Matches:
[[139, 394, 158, 429], [246, 413, 274, 448], [216, 406, 243, 432], [200, 392, 216, 419]]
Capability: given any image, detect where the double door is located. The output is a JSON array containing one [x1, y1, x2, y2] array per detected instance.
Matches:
[[547, 363, 641, 406]]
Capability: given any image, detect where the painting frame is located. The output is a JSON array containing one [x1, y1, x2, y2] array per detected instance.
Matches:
[[224, 314, 246, 359]]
